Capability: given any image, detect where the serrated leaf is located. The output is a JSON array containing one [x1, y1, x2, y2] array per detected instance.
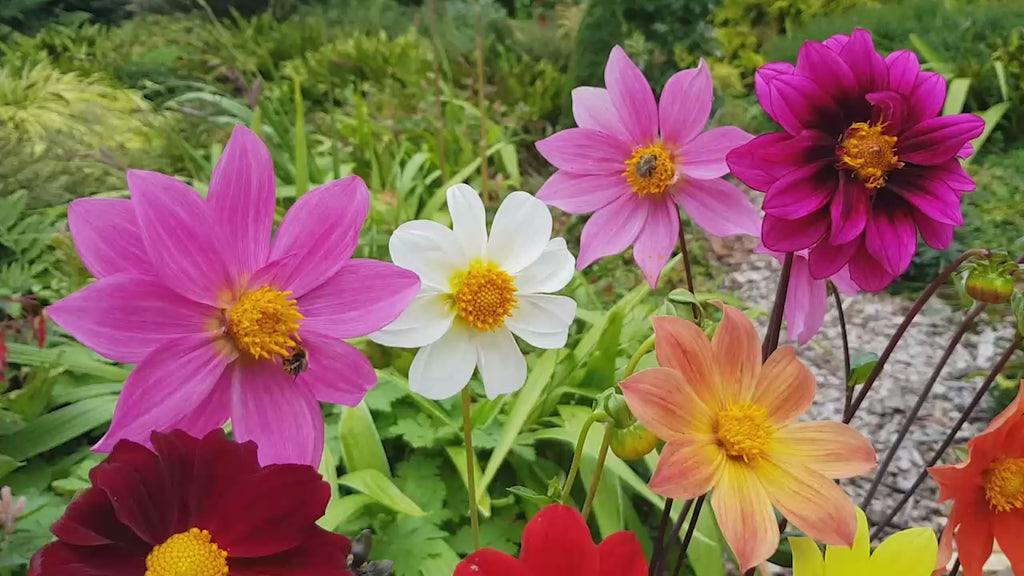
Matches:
[[340, 402, 391, 477], [0, 395, 117, 460], [445, 446, 491, 518], [338, 469, 425, 516]]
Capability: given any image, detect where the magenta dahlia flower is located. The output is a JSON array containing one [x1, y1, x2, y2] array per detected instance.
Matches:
[[47, 126, 420, 467], [535, 46, 761, 287], [727, 29, 985, 291]]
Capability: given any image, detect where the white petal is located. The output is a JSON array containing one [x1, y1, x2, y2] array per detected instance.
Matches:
[[514, 237, 576, 294], [408, 322, 477, 400], [447, 184, 487, 261], [389, 220, 466, 290], [487, 191, 553, 274], [506, 294, 577, 349], [475, 327, 527, 398], [369, 292, 455, 348]]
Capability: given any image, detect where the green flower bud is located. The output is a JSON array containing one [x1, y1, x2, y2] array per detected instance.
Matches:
[[610, 422, 659, 460], [964, 253, 1018, 305], [601, 392, 636, 429]]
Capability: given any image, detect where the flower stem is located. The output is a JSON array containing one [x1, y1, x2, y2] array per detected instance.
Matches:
[[762, 252, 795, 361], [653, 497, 694, 575], [426, 0, 446, 184], [869, 333, 1021, 539], [843, 248, 989, 423], [860, 303, 986, 512], [671, 494, 706, 576], [677, 217, 699, 318], [580, 423, 614, 521], [830, 286, 853, 417], [948, 559, 961, 576], [560, 412, 605, 503], [649, 498, 675, 576], [460, 387, 480, 551], [471, 0, 488, 201], [624, 334, 657, 379]]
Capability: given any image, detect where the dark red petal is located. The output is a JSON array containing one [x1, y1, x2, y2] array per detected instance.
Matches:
[[886, 172, 963, 226], [808, 237, 859, 280], [727, 131, 834, 193], [520, 504, 599, 576], [899, 114, 986, 166], [763, 162, 838, 220], [51, 488, 146, 549], [29, 542, 146, 576], [865, 196, 918, 277], [839, 29, 888, 94], [848, 243, 898, 292], [206, 464, 330, 557], [796, 41, 858, 104], [765, 74, 841, 135], [597, 532, 647, 576], [89, 441, 175, 545], [455, 549, 530, 576], [230, 527, 352, 576], [762, 211, 829, 253], [829, 177, 870, 244]]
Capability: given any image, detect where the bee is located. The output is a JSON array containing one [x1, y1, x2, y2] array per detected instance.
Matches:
[[283, 346, 308, 377], [635, 154, 658, 178]]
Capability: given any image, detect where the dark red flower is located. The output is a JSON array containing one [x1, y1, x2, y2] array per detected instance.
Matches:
[[453, 504, 646, 576], [29, 429, 352, 576]]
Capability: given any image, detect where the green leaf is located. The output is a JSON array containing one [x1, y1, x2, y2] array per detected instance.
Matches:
[[50, 382, 124, 405], [579, 307, 623, 390], [445, 446, 492, 518], [0, 454, 22, 480], [0, 395, 117, 460], [338, 469, 425, 516], [339, 402, 391, 477], [847, 352, 879, 387], [497, 143, 521, 185], [968, 101, 1011, 161], [293, 75, 308, 198], [318, 493, 376, 531], [942, 77, 971, 116], [5, 343, 130, 381], [506, 485, 555, 506]]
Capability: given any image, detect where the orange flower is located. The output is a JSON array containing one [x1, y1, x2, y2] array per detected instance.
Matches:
[[928, 383, 1024, 576], [620, 305, 877, 572]]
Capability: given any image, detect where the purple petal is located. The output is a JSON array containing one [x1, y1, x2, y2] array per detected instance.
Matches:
[[299, 259, 420, 339], [128, 170, 234, 307], [765, 74, 839, 135], [865, 197, 917, 276], [535, 128, 633, 174], [229, 361, 324, 467], [886, 171, 964, 225], [93, 334, 234, 452], [899, 114, 986, 166], [536, 170, 631, 215], [848, 243, 897, 292], [678, 126, 753, 180], [67, 198, 153, 278], [632, 198, 679, 288], [265, 176, 369, 298], [839, 29, 888, 94], [762, 211, 829, 253], [807, 237, 859, 279], [47, 274, 217, 364], [659, 59, 712, 146], [866, 90, 909, 133], [822, 34, 850, 53], [925, 158, 976, 191], [796, 41, 858, 103], [914, 211, 954, 250], [576, 193, 649, 269], [830, 266, 859, 295], [906, 72, 947, 126], [605, 46, 658, 144], [763, 162, 837, 219], [885, 50, 921, 96], [726, 130, 834, 192], [957, 141, 974, 160], [755, 62, 796, 124], [784, 255, 828, 345], [299, 331, 376, 407], [675, 177, 762, 237], [572, 86, 627, 137], [829, 176, 870, 244]]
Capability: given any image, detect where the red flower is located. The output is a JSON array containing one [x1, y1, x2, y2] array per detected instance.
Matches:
[[29, 429, 352, 576], [453, 504, 646, 576]]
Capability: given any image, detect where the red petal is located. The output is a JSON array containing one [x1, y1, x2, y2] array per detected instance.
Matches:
[[519, 504, 599, 576], [597, 532, 647, 576], [51, 488, 145, 549], [455, 549, 529, 576], [29, 542, 146, 576], [89, 441, 175, 545], [230, 526, 352, 576]]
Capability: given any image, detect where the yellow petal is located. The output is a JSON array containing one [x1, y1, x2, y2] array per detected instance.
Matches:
[[789, 536, 825, 576], [822, 507, 871, 576], [869, 527, 938, 576]]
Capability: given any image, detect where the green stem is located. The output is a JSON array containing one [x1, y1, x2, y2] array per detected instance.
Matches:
[[624, 334, 656, 379], [561, 412, 606, 503], [461, 387, 480, 550], [580, 423, 614, 521]]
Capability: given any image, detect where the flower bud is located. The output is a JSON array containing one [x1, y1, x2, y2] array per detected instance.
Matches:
[[601, 392, 635, 429], [964, 255, 1018, 305], [610, 422, 659, 460]]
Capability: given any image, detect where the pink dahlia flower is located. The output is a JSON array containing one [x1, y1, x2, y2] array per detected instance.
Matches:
[[535, 46, 761, 288], [48, 126, 420, 467], [727, 29, 985, 291]]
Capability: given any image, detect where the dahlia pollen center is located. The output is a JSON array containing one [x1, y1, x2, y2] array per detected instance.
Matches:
[[226, 286, 303, 360], [715, 402, 775, 463], [984, 457, 1024, 513], [623, 144, 677, 197], [836, 121, 903, 189], [450, 261, 517, 331], [145, 528, 228, 576]]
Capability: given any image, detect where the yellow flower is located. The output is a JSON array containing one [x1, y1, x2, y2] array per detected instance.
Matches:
[[790, 508, 937, 576]]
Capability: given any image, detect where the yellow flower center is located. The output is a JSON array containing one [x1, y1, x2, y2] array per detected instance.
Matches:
[[836, 121, 904, 189], [450, 261, 517, 331], [715, 402, 775, 463], [145, 528, 228, 576], [226, 286, 303, 360], [623, 144, 677, 197], [984, 457, 1024, 513]]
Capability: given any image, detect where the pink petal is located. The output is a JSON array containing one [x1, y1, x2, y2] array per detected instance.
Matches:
[[754, 345, 816, 425], [761, 211, 829, 253], [712, 304, 761, 403], [605, 46, 658, 144], [807, 237, 858, 279], [633, 198, 678, 288], [899, 114, 986, 166], [620, 367, 714, 440], [886, 171, 963, 225], [47, 274, 217, 364], [230, 361, 324, 467], [830, 266, 859, 295], [957, 141, 974, 159], [927, 158, 975, 191], [866, 90, 909, 134], [67, 198, 153, 278], [659, 59, 712, 146], [829, 176, 870, 244], [755, 62, 796, 125], [208, 125, 276, 281], [838, 28, 887, 94], [536, 170, 631, 215], [885, 50, 921, 96], [299, 259, 420, 339], [711, 462, 780, 572], [265, 176, 369, 298], [906, 72, 947, 126], [783, 256, 827, 345], [865, 198, 918, 276], [572, 86, 627, 137], [649, 437, 724, 500], [822, 34, 850, 53], [299, 331, 376, 406], [762, 162, 837, 219], [848, 243, 897, 292], [535, 128, 633, 174], [678, 126, 754, 180], [915, 211, 954, 251], [757, 457, 859, 547], [576, 193, 648, 269], [128, 170, 234, 307], [675, 177, 761, 238], [170, 374, 232, 438], [796, 41, 858, 103], [94, 334, 234, 452], [773, 422, 877, 479], [765, 74, 839, 135]]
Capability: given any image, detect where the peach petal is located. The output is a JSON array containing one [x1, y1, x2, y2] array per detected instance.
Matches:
[[772, 421, 876, 479], [621, 367, 714, 439], [752, 345, 815, 426], [711, 304, 760, 403], [710, 461, 780, 572], [648, 437, 723, 500], [756, 456, 858, 547], [651, 316, 722, 411]]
